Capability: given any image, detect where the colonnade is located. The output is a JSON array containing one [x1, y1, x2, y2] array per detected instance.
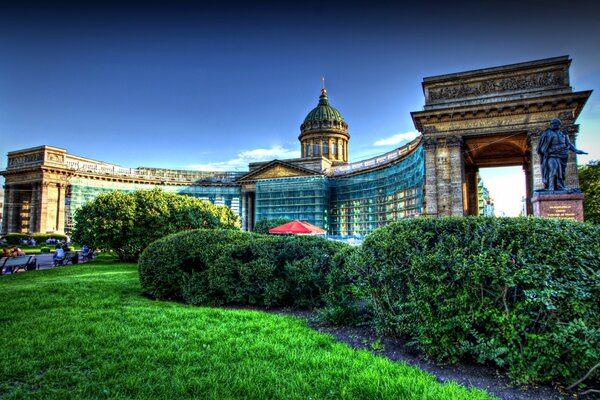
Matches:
[[300, 137, 348, 163]]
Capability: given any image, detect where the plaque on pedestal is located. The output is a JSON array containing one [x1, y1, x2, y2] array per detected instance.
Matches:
[[531, 192, 584, 222]]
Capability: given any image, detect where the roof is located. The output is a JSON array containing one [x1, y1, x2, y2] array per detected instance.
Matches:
[[268, 220, 326, 235]]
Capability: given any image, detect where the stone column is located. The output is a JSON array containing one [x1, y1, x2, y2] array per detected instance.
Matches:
[[447, 136, 465, 216], [40, 182, 52, 232], [2, 185, 15, 233], [56, 183, 66, 233], [422, 137, 439, 217], [527, 131, 544, 191], [240, 192, 248, 231], [465, 166, 479, 216], [344, 142, 348, 162], [523, 162, 533, 216], [29, 182, 42, 233], [436, 139, 452, 216]]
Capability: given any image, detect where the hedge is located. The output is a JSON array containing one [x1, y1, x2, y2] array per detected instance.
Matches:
[[3, 233, 67, 245], [359, 217, 600, 386], [138, 230, 349, 308]]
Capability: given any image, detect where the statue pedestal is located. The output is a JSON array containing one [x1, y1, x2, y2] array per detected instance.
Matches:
[[531, 192, 584, 222]]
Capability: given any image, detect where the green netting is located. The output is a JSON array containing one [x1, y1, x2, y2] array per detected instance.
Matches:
[[255, 176, 330, 230], [66, 177, 242, 232], [329, 146, 424, 237]]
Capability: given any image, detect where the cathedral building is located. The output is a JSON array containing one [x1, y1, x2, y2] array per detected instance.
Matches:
[[1, 56, 591, 235], [1, 87, 424, 236]]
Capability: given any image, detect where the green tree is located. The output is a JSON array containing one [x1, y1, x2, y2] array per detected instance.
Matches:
[[252, 218, 294, 234], [72, 189, 240, 261], [579, 163, 600, 224]]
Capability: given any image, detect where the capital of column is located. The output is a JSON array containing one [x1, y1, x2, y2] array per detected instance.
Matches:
[[527, 130, 542, 144], [422, 137, 438, 150], [445, 135, 464, 148]]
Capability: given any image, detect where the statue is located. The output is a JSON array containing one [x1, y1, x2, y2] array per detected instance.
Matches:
[[537, 118, 587, 192]]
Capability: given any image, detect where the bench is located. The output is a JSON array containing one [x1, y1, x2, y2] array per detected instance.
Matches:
[[54, 251, 79, 266], [81, 249, 96, 262], [1, 256, 36, 274]]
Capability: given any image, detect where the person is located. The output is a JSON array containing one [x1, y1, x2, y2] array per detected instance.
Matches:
[[10, 246, 26, 257], [53, 244, 65, 266], [537, 118, 588, 191]]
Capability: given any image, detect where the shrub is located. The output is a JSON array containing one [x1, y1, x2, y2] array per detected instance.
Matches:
[[318, 245, 368, 325], [252, 218, 294, 234], [2, 233, 68, 245], [4, 233, 29, 245], [138, 229, 349, 309], [358, 217, 600, 386], [40, 246, 52, 253], [72, 189, 240, 262], [31, 233, 68, 243]]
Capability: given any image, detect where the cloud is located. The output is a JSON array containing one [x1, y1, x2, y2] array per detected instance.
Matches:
[[187, 146, 300, 171], [374, 131, 420, 146]]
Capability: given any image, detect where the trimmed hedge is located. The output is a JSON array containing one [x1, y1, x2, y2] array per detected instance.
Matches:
[[138, 230, 349, 308], [359, 217, 600, 385], [2, 233, 68, 245]]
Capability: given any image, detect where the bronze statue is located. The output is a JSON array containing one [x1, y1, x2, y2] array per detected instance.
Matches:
[[537, 118, 587, 191]]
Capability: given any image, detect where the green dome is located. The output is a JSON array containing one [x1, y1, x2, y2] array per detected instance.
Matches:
[[300, 89, 348, 135], [303, 90, 346, 124]]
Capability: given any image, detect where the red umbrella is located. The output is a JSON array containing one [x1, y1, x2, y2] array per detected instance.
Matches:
[[268, 220, 326, 235]]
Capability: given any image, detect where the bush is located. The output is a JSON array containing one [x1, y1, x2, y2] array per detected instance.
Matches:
[[252, 218, 294, 234], [2, 233, 67, 245], [138, 229, 349, 309], [359, 217, 600, 386], [4, 233, 29, 245], [72, 189, 240, 262], [40, 246, 52, 253], [318, 245, 368, 325], [31, 233, 68, 243]]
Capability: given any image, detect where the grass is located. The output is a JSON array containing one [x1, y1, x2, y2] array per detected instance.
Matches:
[[1, 244, 82, 254], [0, 257, 495, 399]]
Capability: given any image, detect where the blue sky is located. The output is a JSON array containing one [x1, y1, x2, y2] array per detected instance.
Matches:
[[1, 0, 599, 215]]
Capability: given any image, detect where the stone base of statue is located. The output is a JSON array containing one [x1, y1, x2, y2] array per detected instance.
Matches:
[[531, 191, 584, 222]]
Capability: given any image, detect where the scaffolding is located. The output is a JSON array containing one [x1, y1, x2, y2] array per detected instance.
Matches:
[[329, 146, 424, 237], [255, 176, 330, 230]]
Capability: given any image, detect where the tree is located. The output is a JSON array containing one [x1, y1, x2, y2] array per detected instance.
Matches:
[[579, 162, 600, 224], [252, 218, 294, 234], [72, 189, 240, 261]]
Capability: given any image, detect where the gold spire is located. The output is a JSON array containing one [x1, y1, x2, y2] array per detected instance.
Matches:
[[321, 76, 326, 95]]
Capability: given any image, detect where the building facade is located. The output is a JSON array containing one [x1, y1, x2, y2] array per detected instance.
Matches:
[[1, 56, 591, 236], [1, 88, 424, 237]]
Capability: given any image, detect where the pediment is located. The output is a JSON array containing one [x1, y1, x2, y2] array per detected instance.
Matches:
[[237, 160, 321, 182]]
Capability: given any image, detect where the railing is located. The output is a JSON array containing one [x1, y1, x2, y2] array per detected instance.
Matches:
[[326, 136, 422, 177], [64, 158, 244, 183]]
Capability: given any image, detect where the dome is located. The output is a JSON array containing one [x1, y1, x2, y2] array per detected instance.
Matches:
[[300, 89, 348, 134]]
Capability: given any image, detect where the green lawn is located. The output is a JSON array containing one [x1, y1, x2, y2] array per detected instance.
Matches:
[[0, 258, 494, 399]]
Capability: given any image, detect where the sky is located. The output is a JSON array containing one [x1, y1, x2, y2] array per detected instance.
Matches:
[[1, 0, 599, 216]]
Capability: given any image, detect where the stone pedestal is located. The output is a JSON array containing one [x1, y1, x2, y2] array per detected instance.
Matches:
[[531, 192, 584, 222]]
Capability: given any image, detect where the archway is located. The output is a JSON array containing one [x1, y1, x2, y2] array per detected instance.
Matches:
[[412, 56, 591, 217]]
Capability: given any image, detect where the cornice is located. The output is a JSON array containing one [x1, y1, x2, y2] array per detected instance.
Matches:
[[411, 90, 592, 132]]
